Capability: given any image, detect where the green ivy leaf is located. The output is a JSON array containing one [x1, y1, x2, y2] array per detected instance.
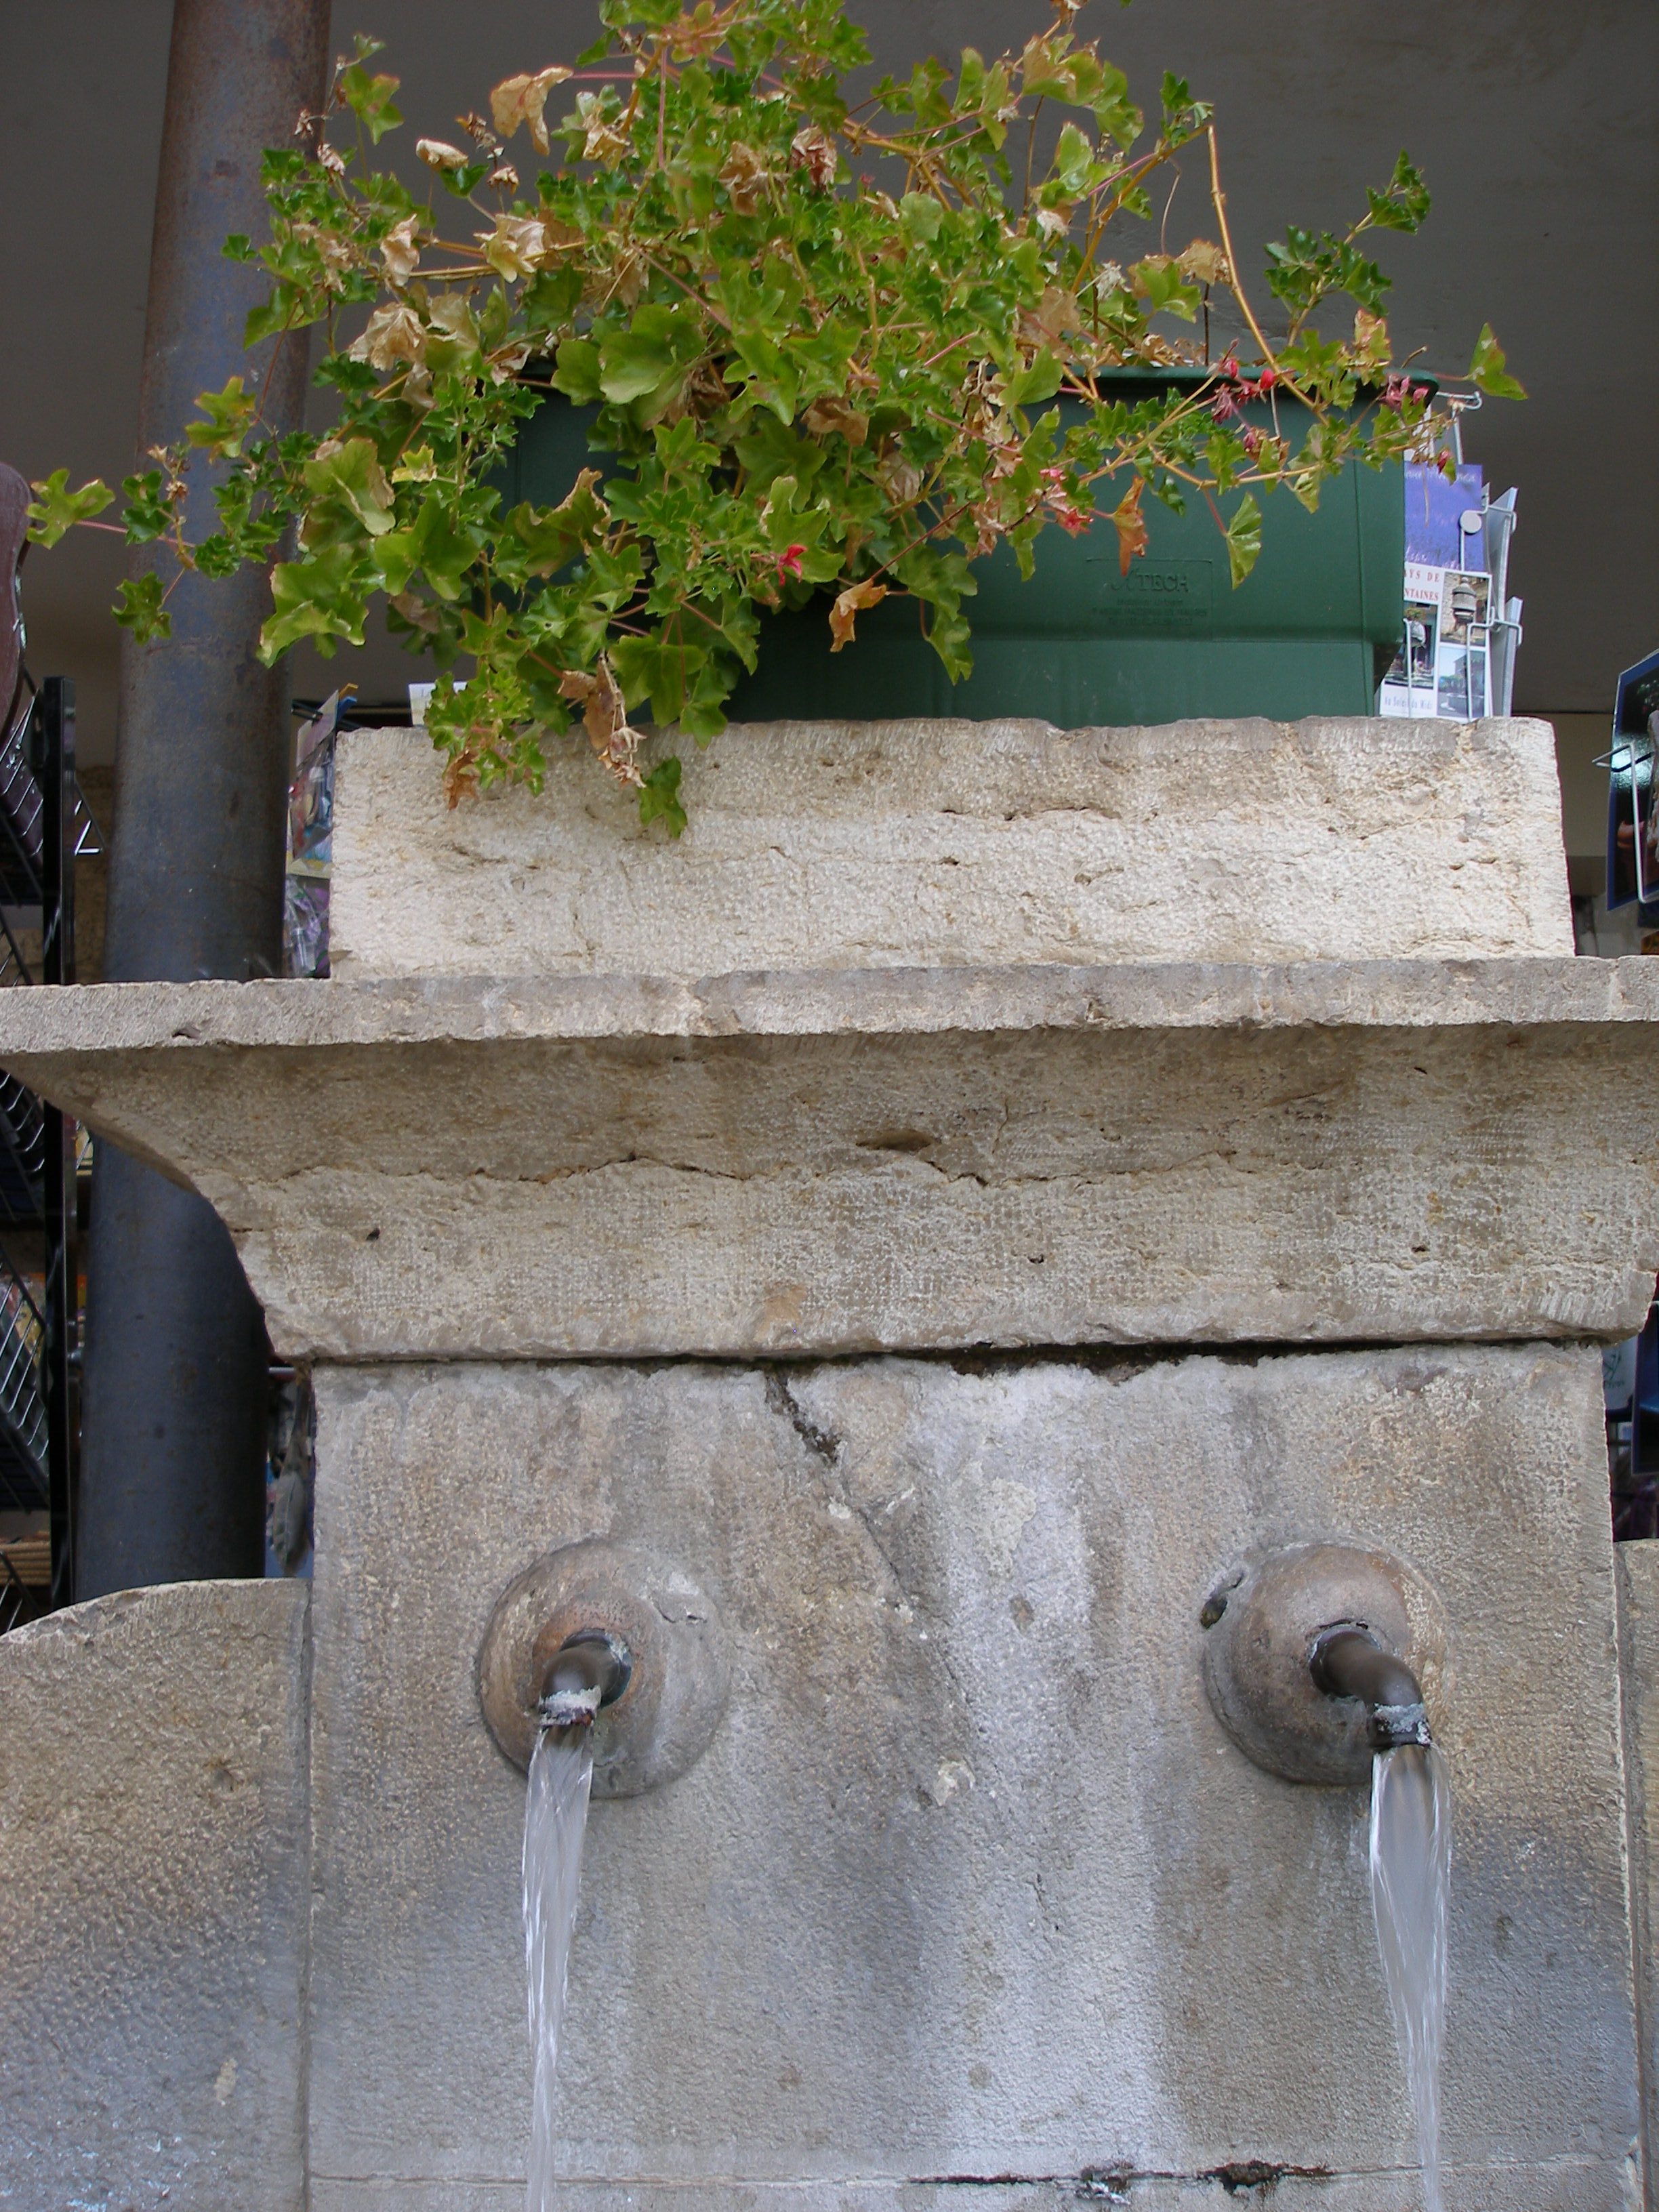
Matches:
[[245, 287, 311, 347], [120, 470, 173, 544], [261, 543, 371, 658], [112, 571, 170, 640], [1223, 491, 1261, 586], [508, 469, 609, 576], [301, 436, 396, 537], [925, 600, 973, 683], [1004, 349, 1064, 407], [1048, 120, 1096, 198], [638, 754, 687, 837], [1469, 323, 1525, 401], [1366, 152, 1431, 233], [185, 374, 258, 460], [26, 470, 113, 548], [551, 338, 603, 404], [408, 494, 479, 601], [612, 630, 710, 722], [1132, 255, 1200, 321], [336, 62, 403, 144], [899, 192, 943, 243]]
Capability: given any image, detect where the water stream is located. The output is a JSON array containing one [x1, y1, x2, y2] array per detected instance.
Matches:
[[523, 1726, 595, 2212], [1369, 1740, 1452, 2212]]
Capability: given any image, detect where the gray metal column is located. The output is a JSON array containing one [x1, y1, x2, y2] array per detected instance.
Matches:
[[77, 0, 330, 1597]]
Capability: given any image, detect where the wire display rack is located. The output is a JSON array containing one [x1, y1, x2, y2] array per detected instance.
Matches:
[[0, 673, 100, 1612]]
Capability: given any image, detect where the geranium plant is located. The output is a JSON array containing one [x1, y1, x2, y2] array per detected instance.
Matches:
[[30, 0, 1522, 831]]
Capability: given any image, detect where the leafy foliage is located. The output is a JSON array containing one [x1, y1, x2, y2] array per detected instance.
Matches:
[[28, 0, 1517, 828], [26, 470, 112, 548]]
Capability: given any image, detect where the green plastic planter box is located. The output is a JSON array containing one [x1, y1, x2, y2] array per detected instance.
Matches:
[[501, 371, 1404, 726]]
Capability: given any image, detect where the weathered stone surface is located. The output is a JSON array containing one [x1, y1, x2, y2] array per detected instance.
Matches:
[[0, 1579, 310, 2211], [329, 717, 1575, 979], [1, 959, 1657, 1357], [307, 1345, 1637, 2207], [308, 2171, 1633, 2210], [1616, 1539, 1659, 2202]]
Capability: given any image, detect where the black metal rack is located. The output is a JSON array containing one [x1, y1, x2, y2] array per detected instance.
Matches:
[[0, 675, 100, 1614]]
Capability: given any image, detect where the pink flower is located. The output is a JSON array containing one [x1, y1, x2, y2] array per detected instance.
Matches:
[[775, 543, 806, 582], [1040, 468, 1094, 535], [1256, 364, 1277, 390], [1240, 424, 1263, 459], [1211, 385, 1240, 422]]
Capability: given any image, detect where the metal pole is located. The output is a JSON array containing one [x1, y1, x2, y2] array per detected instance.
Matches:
[[38, 678, 79, 1609], [77, 0, 329, 1597]]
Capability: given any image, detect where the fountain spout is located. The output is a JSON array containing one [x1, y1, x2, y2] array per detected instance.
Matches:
[[1310, 1625, 1432, 1752], [539, 1630, 632, 1730]]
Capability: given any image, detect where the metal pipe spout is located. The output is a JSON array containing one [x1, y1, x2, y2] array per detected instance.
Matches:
[[1310, 1625, 1431, 1750], [538, 1629, 632, 1731]]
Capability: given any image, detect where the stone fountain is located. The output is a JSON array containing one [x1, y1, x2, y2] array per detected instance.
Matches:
[[5, 709, 1659, 2209]]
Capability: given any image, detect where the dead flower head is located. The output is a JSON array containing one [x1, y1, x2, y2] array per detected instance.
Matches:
[[718, 142, 772, 214], [558, 659, 640, 787], [790, 123, 838, 190], [348, 301, 426, 373], [380, 213, 423, 283], [489, 66, 572, 156]]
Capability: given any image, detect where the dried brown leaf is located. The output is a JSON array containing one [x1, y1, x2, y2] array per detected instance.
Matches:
[[390, 589, 440, 634], [802, 394, 869, 446], [828, 579, 887, 651], [346, 302, 426, 373], [718, 142, 771, 214], [1019, 285, 1080, 346], [583, 119, 630, 168], [789, 123, 838, 189], [1109, 475, 1148, 576], [489, 66, 572, 156], [878, 450, 923, 505], [559, 659, 640, 786], [478, 214, 552, 281], [380, 213, 423, 283], [1177, 239, 1228, 285]]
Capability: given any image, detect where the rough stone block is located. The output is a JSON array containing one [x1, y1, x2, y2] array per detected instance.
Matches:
[[329, 717, 1575, 981], [0, 1579, 310, 2211], [1616, 1539, 1659, 2200], [2, 960, 1657, 1359], [306, 1345, 1637, 2207]]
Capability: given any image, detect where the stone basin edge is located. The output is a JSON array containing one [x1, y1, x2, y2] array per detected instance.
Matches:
[[0, 952, 1655, 1060]]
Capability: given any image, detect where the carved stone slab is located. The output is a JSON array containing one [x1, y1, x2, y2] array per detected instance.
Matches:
[[0, 956, 1656, 1358], [329, 716, 1576, 981]]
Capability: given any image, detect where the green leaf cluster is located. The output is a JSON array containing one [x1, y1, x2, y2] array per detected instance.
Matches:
[[30, 1, 1514, 824]]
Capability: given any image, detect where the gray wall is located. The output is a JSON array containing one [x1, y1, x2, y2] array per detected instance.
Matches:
[[3, 1, 1654, 764]]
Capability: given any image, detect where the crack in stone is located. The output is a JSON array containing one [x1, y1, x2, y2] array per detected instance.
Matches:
[[916, 2161, 1333, 2198], [761, 1368, 974, 1720], [764, 1369, 843, 1471]]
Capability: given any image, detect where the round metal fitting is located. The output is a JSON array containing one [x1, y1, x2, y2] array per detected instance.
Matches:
[[1199, 1541, 1448, 1785], [478, 1539, 730, 1797]]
